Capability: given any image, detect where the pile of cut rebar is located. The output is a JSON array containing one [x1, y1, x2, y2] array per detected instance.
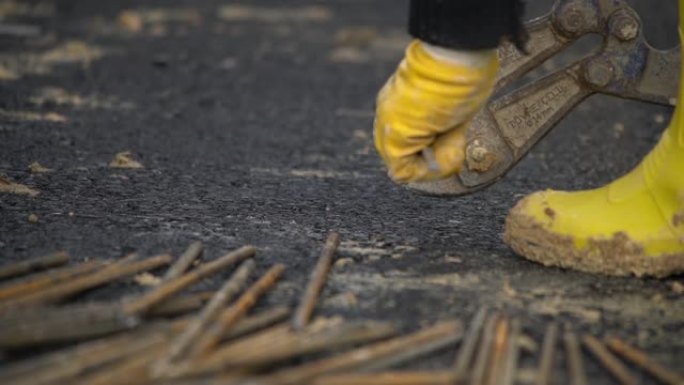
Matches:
[[0, 232, 681, 385]]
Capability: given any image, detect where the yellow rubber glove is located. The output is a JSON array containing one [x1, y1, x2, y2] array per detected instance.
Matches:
[[374, 40, 499, 183]]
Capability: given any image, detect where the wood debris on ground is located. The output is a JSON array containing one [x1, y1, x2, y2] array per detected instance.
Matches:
[[109, 151, 144, 169], [0, 175, 39, 196], [0, 233, 681, 385]]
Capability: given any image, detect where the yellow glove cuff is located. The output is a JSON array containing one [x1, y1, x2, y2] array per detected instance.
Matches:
[[374, 40, 499, 183]]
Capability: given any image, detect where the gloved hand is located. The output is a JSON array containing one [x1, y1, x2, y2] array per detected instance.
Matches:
[[374, 40, 499, 183]]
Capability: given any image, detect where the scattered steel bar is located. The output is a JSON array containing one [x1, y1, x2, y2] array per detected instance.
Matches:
[[122, 246, 256, 315], [0, 261, 105, 302], [292, 232, 340, 330], [0, 305, 287, 385], [535, 322, 558, 385], [0, 251, 69, 280], [190, 263, 286, 357], [469, 313, 499, 385], [147, 291, 215, 317], [0, 303, 139, 349], [244, 321, 462, 385], [159, 259, 256, 368], [563, 326, 587, 385], [0, 254, 172, 310], [605, 336, 684, 385], [454, 307, 488, 377], [185, 320, 396, 376], [500, 319, 521, 385], [164, 241, 204, 281], [582, 334, 637, 385], [312, 371, 459, 385], [487, 316, 510, 385]]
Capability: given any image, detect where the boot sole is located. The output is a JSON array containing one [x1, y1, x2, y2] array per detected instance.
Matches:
[[504, 201, 684, 278]]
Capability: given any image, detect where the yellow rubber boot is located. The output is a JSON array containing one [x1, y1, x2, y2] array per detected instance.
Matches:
[[503, 3, 684, 277]]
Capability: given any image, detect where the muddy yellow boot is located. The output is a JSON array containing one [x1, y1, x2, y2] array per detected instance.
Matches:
[[503, 4, 684, 278]]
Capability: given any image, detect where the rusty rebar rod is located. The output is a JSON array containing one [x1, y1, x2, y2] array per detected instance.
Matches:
[[605, 336, 684, 385], [0, 307, 287, 385], [147, 291, 215, 317], [159, 259, 255, 368], [0, 260, 105, 302], [292, 232, 340, 330], [582, 334, 637, 385], [186, 320, 397, 376], [469, 313, 499, 385], [164, 241, 204, 281], [563, 326, 587, 385], [189, 263, 286, 357], [487, 316, 510, 385], [0, 251, 70, 280], [123, 246, 256, 315], [312, 371, 459, 385], [243, 321, 462, 385], [535, 322, 558, 385], [454, 307, 488, 377], [0, 254, 171, 310], [0, 303, 140, 349], [500, 319, 521, 385]]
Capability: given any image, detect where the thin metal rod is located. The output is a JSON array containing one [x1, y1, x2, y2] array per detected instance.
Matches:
[[0, 261, 105, 302], [0, 254, 171, 310], [0, 303, 139, 349], [582, 334, 637, 385], [563, 326, 587, 385], [535, 322, 558, 385], [190, 263, 285, 357], [147, 291, 215, 317], [454, 307, 488, 377], [605, 336, 684, 385], [159, 259, 255, 367], [292, 232, 340, 330], [0, 252, 69, 280], [245, 321, 462, 385], [122, 246, 256, 315], [312, 371, 459, 385], [469, 313, 499, 385], [164, 241, 203, 281], [487, 316, 510, 385], [500, 319, 521, 385]]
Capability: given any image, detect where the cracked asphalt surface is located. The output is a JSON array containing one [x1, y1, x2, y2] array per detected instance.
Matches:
[[0, 0, 682, 382]]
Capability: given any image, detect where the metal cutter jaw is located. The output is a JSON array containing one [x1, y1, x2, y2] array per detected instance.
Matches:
[[408, 0, 681, 197]]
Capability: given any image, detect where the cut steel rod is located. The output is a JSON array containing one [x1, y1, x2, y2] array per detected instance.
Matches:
[[0, 303, 140, 349], [159, 259, 255, 367], [582, 334, 637, 385], [0, 260, 105, 302], [0, 307, 286, 385], [454, 307, 488, 377], [563, 326, 587, 385], [605, 336, 684, 385], [312, 371, 459, 385], [0, 251, 69, 280], [243, 321, 462, 385], [190, 263, 286, 357], [292, 232, 340, 330], [122, 245, 256, 315], [535, 322, 558, 385], [469, 313, 499, 385], [147, 291, 215, 317], [487, 316, 510, 385], [500, 319, 521, 385], [183, 320, 396, 376], [164, 241, 203, 281], [0, 254, 171, 310]]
